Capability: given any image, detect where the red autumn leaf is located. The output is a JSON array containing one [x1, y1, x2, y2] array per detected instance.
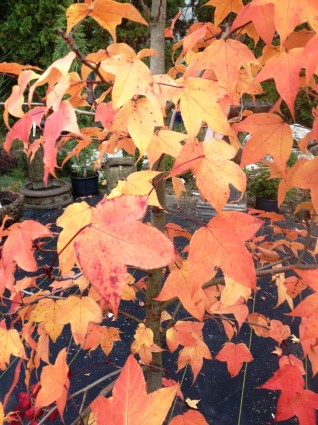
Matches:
[[169, 140, 246, 213], [189, 211, 262, 291], [216, 342, 253, 377], [90, 355, 178, 424], [4, 107, 46, 153], [35, 348, 70, 419], [259, 355, 318, 425], [42, 100, 82, 183], [74, 195, 176, 314], [275, 389, 318, 425]]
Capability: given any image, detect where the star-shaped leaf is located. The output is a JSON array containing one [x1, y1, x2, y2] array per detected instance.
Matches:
[[170, 139, 246, 212], [189, 211, 262, 290], [90, 355, 177, 424], [74, 195, 176, 315]]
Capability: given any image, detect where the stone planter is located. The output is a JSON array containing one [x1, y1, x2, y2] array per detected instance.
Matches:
[[0, 190, 24, 226], [105, 157, 136, 191], [71, 174, 99, 197]]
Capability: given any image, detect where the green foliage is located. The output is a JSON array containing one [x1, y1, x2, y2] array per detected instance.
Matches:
[[247, 152, 299, 200], [247, 167, 279, 199], [57, 140, 99, 177]]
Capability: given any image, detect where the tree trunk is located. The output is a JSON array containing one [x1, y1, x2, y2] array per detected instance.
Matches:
[[146, 0, 167, 394]]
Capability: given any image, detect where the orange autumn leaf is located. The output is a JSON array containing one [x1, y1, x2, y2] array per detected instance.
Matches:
[[170, 139, 246, 213], [147, 130, 186, 169], [58, 296, 103, 345], [234, 113, 293, 175], [220, 276, 251, 307], [287, 292, 318, 318], [169, 410, 208, 425], [216, 342, 253, 377], [74, 195, 176, 315], [232, 0, 308, 45], [194, 39, 257, 93], [28, 52, 76, 105], [204, 0, 244, 26], [0, 62, 41, 76], [156, 260, 205, 321], [82, 323, 121, 356], [177, 333, 212, 381], [253, 48, 304, 116], [131, 323, 163, 365], [189, 211, 262, 290], [35, 348, 70, 419], [0, 321, 27, 370], [90, 355, 177, 424], [293, 156, 318, 213], [292, 267, 318, 292], [1, 220, 51, 293], [66, 0, 147, 41], [166, 321, 205, 353], [172, 176, 186, 199]]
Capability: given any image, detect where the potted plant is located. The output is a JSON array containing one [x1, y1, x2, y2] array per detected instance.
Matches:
[[247, 152, 298, 213], [61, 143, 100, 197], [248, 167, 280, 212]]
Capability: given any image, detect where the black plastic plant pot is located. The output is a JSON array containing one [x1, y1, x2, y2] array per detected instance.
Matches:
[[255, 197, 279, 213], [71, 174, 99, 197]]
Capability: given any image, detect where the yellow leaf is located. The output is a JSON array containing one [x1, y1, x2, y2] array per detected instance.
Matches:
[[102, 54, 153, 108], [57, 202, 92, 274], [58, 296, 103, 345], [108, 170, 162, 207], [179, 77, 232, 139], [185, 397, 201, 409], [0, 321, 27, 370], [31, 299, 65, 342], [147, 130, 186, 168]]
